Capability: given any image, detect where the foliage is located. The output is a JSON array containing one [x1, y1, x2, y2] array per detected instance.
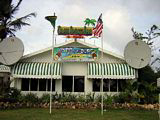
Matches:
[[137, 65, 159, 103], [85, 93, 95, 103], [39, 93, 50, 103], [76, 95, 85, 103], [7, 87, 21, 101], [60, 93, 77, 102], [23, 93, 39, 104], [103, 94, 114, 105], [0, 0, 36, 40]]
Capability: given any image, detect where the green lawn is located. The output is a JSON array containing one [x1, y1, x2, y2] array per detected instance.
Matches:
[[0, 108, 159, 120]]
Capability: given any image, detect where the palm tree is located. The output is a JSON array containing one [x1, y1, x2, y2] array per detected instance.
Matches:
[[84, 18, 96, 27], [0, 0, 36, 41]]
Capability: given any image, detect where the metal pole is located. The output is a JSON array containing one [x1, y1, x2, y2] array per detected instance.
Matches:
[[101, 19, 104, 115], [50, 28, 55, 114]]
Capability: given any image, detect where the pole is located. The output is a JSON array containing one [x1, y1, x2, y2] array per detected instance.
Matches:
[[101, 16, 104, 115], [50, 28, 55, 114]]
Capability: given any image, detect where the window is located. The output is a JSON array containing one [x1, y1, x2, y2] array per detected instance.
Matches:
[[118, 80, 126, 92], [62, 76, 72, 92], [39, 79, 47, 91], [110, 79, 117, 92], [103, 79, 109, 92], [92, 79, 119, 92], [74, 76, 84, 92], [93, 79, 100, 92], [62, 76, 84, 92], [22, 79, 29, 91], [47, 79, 55, 91], [31, 79, 38, 91]]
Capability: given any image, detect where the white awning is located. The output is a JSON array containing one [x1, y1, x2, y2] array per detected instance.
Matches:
[[12, 62, 61, 79], [88, 63, 136, 79]]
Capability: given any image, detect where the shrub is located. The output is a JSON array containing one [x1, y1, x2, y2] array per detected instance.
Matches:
[[60, 93, 77, 102], [77, 95, 85, 103], [7, 87, 21, 101], [113, 92, 131, 103], [40, 93, 50, 103], [23, 93, 39, 104], [85, 93, 95, 103], [104, 95, 114, 105]]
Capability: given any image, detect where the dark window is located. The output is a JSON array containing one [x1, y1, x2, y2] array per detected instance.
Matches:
[[74, 76, 84, 92], [93, 79, 100, 92], [39, 79, 46, 91], [110, 79, 117, 92], [31, 79, 38, 91], [118, 80, 126, 92], [62, 76, 72, 92], [103, 79, 109, 92], [21, 79, 29, 91], [47, 79, 55, 91]]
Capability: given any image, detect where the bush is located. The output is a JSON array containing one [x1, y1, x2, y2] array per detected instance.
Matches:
[[7, 87, 21, 101], [104, 95, 114, 105], [77, 95, 85, 103], [40, 93, 50, 103], [60, 93, 77, 102], [85, 93, 95, 103], [23, 93, 39, 104], [113, 92, 132, 103]]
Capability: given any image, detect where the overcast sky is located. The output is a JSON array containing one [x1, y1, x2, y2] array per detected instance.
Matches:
[[13, 0, 160, 57]]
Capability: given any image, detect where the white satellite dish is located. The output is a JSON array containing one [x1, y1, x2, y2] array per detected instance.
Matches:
[[0, 36, 24, 65], [124, 39, 151, 69]]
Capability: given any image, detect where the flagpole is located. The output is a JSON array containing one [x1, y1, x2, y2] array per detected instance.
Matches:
[[101, 13, 104, 116]]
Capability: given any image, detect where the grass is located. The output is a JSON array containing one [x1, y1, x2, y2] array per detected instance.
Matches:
[[0, 108, 159, 120]]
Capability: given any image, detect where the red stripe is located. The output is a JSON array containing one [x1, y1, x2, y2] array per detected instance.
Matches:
[[93, 23, 103, 37]]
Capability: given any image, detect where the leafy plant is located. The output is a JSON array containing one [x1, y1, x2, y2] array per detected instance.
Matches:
[[23, 93, 38, 104], [40, 93, 50, 103], [104, 95, 114, 105], [85, 93, 95, 103]]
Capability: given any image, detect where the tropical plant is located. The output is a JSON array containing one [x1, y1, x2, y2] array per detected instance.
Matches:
[[84, 18, 96, 27], [137, 65, 159, 103], [0, 0, 36, 40]]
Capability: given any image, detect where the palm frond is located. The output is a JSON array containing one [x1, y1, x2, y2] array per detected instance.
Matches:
[[8, 12, 36, 28], [11, 0, 22, 15], [8, 19, 30, 31]]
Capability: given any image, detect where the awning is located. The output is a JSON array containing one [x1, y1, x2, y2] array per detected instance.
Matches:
[[88, 63, 136, 79], [12, 62, 61, 79]]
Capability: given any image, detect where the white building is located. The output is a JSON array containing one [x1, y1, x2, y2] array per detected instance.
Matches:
[[10, 40, 137, 97]]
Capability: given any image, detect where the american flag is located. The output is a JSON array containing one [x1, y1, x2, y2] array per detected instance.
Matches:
[[93, 14, 103, 37]]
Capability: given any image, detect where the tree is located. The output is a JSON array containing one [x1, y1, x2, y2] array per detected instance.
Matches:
[[131, 26, 160, 103], [0, 0, 36, 41]]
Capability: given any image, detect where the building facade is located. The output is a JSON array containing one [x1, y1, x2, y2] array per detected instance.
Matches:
[[11, 40, 137, 97]]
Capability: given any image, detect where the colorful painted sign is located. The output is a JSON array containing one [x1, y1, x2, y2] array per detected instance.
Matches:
[[54, 48, 98, 61], [57, 26, 93, 36]]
